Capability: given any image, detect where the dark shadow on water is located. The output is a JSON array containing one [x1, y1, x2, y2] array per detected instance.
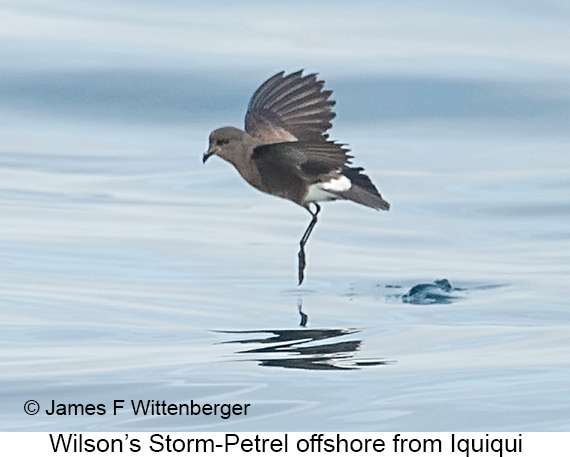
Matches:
[[215, 328, 393, 371]]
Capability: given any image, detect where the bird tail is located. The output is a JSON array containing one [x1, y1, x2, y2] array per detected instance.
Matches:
[[340, 167, 390, 211]]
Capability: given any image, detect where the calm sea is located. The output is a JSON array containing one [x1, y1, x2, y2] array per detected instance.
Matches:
[[1, 0, 569, 431]]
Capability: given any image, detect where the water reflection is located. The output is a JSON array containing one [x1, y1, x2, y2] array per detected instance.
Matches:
[[216, 328, 392, 371], [297, 297, 308, 327]]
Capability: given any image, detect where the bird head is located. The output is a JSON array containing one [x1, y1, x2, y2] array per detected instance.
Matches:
[[203, 127, 247, 164]]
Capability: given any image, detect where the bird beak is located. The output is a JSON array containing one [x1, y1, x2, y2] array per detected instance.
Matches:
[[202, 150, 214, 164]]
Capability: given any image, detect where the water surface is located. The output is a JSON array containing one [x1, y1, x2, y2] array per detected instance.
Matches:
[[1, 0, 570, 431]]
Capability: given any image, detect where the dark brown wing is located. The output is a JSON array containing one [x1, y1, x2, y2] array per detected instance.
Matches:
[[251, 141, 351, 204], [245, 70, 336, 144], [253, 141, 351, 177]]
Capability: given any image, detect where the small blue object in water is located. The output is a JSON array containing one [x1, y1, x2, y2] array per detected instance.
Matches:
[[402, 279, 456, 305]]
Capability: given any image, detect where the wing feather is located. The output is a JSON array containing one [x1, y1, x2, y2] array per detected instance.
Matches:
[[250, 141, 351, 204], [245, 71, 336, 143]]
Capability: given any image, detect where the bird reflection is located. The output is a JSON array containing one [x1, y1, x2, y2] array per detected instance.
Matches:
[[297, 296, 308, 327], [216, 327, 391, 371]]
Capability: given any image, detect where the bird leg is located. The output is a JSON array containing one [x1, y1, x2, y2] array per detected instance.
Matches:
[[298, 203, 321, 285]]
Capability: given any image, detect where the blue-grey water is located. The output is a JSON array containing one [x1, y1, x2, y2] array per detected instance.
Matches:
[[1, 0, 569, 431]]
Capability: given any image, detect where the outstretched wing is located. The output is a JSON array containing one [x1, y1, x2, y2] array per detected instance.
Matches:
[[245, 70, 336, 144]]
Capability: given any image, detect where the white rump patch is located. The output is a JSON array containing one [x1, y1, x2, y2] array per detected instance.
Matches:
[[303, 175, 352, 203], [321, 175, 352, 192]]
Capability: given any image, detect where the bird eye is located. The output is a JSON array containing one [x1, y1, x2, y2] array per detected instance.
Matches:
[[216, 138, 229, 146]]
